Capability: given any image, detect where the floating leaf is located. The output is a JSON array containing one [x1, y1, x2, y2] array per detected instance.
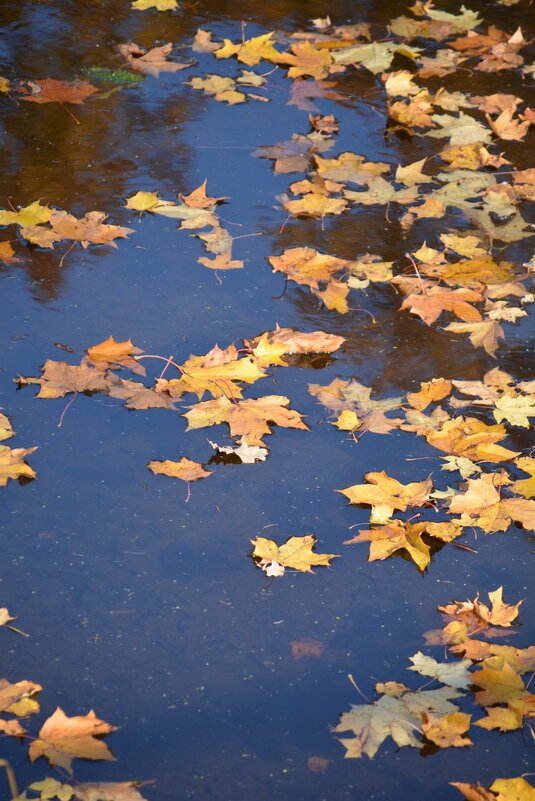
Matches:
[[251, 534, 338, 573]]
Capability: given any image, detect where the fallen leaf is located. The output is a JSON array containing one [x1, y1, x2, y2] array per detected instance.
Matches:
[[426, 416, 518, 462], [422, 711, 472, 747], [117, 42, 188, 77], [334, 686, 461, 758], [183, 395, 309, 446], [474, 697, 535, 731], [0, 412, 14, 441], [17, 360, 111, 399], [147, 457, 212, 482], [251, 534, 338, 573], [338, 471, 433, 524], [0, 678, 42, 715], [156, 349, 266, 400], [215, 32, 284, 66], [490, 778, 535, 801], [407, 378, 452, 411], [28, 707, 117, 773], [192, 29, 220, 53], [86, 337, 144, 373], [439, 587, 523, 629], [0, 200, 52, 227], [75, 781, 152, 801], [408, 652, 472, 688], [494, 396, 535, 428], [313, 279, 350, 313], [131, 0, 179, 9], [197, 253, 244, 270], [471, 659, 526, 706], [208, 440, 267, 463], [0, 445, 38, 486], [19, 79, 98, 106], [268, 247, 349, 289]]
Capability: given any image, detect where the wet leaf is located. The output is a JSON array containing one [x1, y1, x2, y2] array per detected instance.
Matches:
[[75, 781, 152, 801], [471, 660, 526, 706], [493, 396, 535, 427], [408, 652, 472, 689], [0, 200, 52, 227], [131, 0, 179, 9], [19, 79, 98, 106], [28, 707, 117, 773], [268, 247, 349, 289], [117, 42, 188, 77], [251, 534, 338, 573], [215, 32, 284, 67], [208, 440, 267, 463], [426, 416, 518, 462], [334, 686, 462, 758], [17, 360, 111, 399], [86, 337, 144, 373], [0, 678, 41, 715], [338, 471, 433, 524], [183, 395, 308, 446], [147, 457, 212, 482], [407, 378, 452, 411], [422, 712, 472, 747], [0, 445, 38, 486]]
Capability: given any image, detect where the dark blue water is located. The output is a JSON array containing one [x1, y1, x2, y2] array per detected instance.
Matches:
[[1, 1, 533, 799]]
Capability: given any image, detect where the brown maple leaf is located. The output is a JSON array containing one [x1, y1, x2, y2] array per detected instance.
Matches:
[[401, 286, 483, 325], [75, 781, 153, 801], [117, 41, 189, 77], [106, 377, 177, 410], [19, 78, 98, 105], [29, 707, 117, 773], [17, 360, 111, 399], [269, 247, 349, 289], [183, 394, 309, 446], [46, 210, 133, 248]]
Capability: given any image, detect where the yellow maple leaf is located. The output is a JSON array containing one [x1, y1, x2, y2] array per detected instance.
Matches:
[[0, 445, 38, 486], [0, 200, 52, 227], [407, 378, 452, 411], [215, 32, 283, 66], [147, 457, 212, 482], [251, 534, 338, 573], [472, 660, 526, 706], [426, 416, 519, 462], [183, 394, 308, 446], [131, 0, 179, 10], [282, 192, 347, 217], [422, 712, 472, 748], [313, 279, 350, 313], [338, 471, 433, 524]]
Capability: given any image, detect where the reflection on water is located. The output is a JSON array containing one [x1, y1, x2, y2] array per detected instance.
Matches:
[[0, 1, 533, 799]]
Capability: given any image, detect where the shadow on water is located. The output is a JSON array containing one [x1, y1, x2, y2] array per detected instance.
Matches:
[[0, 0, 534, 799]]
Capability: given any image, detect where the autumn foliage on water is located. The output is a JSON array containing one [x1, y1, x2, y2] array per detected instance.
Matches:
[[1, 0, 534, 799]]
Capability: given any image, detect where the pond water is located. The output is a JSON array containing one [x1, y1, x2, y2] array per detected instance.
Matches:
[[0, 1, 533, 799]]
